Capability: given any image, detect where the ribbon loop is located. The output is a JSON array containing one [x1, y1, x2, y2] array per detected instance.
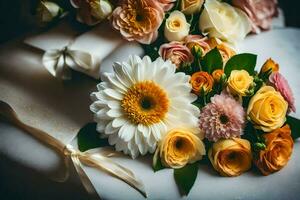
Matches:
[[0, 101, 147, 199], [42, 45, 93, 80]]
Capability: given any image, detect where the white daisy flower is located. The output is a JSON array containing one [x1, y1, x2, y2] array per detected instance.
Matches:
[[90, 55, 201, 158]]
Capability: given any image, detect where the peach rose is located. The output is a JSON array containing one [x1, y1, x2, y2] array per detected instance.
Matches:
[[157, 0, 176, 11], [159, 42, 194, 68], [190, 71, 214, 95], [247, 86, 288, 132], [111, 0, 164, 44], [209, 138, 252, 177], [216, 43, 236, 63], [157, 128, 206, 169], [184, 35, 211, 56], [205, 37, 236, 63], [260, 58, 279, 74], [254, 125, 293, 175]]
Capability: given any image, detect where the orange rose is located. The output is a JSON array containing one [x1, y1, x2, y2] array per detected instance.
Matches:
[[212, 69, 224, 82], [190, 71, 214, 95], [260, 58, 279, 74], [254, 125, 294, 176]]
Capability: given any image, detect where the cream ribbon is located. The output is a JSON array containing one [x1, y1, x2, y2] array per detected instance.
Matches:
[[42, 45, 93, 80], [0, 101, 147, 199]]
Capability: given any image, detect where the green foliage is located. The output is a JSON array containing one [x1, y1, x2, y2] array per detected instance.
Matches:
[[174, 162, 198, 196], [200, 48, 223, 73], [287, 116, 300, 140], [77, 122, 109, 152], [224, 53, 257, 76], [152, 150, 165, 172]]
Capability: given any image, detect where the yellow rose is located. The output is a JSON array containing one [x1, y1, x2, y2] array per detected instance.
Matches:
[[157, 128, 206, 169], [181, 0, 204, 15], [247, 86, 288, 132], [199, 0, 251, 45], [260, 58, 279, 74], [164, 11, 190, 42], [209, 138, 252, 177], [227, 70, 254, 96], [254, 125, 293, 176]]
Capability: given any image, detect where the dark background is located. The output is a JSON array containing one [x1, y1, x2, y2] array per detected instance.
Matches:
[[0, 0, 299, 200], [0, 0, 300, 43]]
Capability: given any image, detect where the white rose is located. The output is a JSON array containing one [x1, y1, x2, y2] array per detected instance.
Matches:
[[181, 0, 204, 15], [164, 11, 190, 42], [37, 1, 61, 23], [71, 0, 113, 25], [199, 0, 251, 46], [92, 0, 113, 20]]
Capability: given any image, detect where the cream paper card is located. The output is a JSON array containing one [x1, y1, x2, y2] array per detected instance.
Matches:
[[0, 22, 143, 144]]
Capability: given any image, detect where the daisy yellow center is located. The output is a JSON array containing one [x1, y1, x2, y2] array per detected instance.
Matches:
[[121, 81, 169, 125]]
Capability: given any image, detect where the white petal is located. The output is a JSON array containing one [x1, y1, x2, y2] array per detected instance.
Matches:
[[108, 133, 119, 145], [105, 121, 117, 134], [138, 124, 149, 138], [107, 109, 123, 118], [150, 124, 161, 141], [96, 122, 107, 133], [114, 62, 133, 87], [135, 129, 147, 155], [103, 88, 123, 100], [128, 141, 139, 159], [95, 108, 111, 120], [112, 117, 128, 128], [118, 123, 135, 142], [104, 73, 128, 93], [107, 100, 120, 109]]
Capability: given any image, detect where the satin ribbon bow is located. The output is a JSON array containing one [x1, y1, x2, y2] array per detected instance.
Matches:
[[42, 45, 93, 80], [0, 101, 147, 199]]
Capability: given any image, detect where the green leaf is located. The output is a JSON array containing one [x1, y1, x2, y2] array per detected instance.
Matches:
[[152, 149, 165, 172], [287, 116, 300, 140], [77, 122, 109, 152], [200, 48, 223, 73], [174, 162, 198, 196], [224, 53, 257, 76]]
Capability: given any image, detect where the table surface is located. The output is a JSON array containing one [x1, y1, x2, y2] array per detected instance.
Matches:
[[1, 28, 300, 200]]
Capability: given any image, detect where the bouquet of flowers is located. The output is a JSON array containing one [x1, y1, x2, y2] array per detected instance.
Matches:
[[32, 0, 299, 197]]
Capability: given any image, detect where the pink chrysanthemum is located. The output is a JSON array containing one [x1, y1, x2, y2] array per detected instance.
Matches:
[[199, 93, 246, 142], [269, 72, 296, 113]]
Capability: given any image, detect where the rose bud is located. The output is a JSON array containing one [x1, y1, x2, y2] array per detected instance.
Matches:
[[181, 0, 204, 15], [190, 71, 214, 95]]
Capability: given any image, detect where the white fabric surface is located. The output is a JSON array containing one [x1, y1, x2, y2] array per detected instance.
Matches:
[[1, 28, 300, 200]]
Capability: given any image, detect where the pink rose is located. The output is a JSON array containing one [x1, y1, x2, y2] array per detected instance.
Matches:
[[184, 35, 211, 56], [111, 0, 164, 44], [269, 72, 296, 113], [157, 0, 176, 11], [159, 42, 194, 68], [231, 0, 278, 33]]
